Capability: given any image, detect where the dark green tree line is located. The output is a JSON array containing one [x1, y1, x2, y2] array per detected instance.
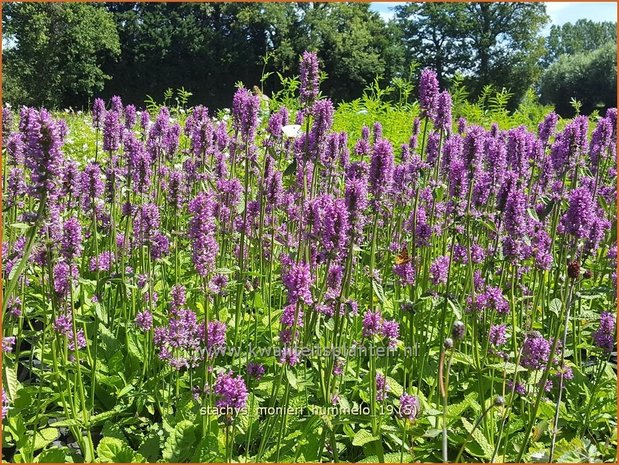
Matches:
[[3, 2, 120, 108], [2, 2, 615, 114], [395, 2, 549, 106]]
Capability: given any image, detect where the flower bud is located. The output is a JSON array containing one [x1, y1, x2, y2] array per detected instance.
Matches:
[[452, 320, 466, 341]]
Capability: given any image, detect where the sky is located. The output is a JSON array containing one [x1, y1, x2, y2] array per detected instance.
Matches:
[[369, 1, 617, 30]]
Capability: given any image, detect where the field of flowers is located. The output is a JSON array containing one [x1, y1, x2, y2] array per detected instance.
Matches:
[[1, 52, 617, 463]]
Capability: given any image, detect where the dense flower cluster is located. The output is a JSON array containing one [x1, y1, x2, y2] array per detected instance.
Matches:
[[1, 53, 616, 463], [592, 312, 616, 353]]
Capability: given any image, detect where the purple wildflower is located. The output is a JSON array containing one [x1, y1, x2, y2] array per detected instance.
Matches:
[[560, 187, 596, 239], [362, 310, 383, 338], [488, 324, 508, 347], [213, 371, 248, 413], [92, 98, 106, 129], [376, 373, 390, 401], [592, 312, 616, 353], [232, 87, 260, 143], [22, 108, 64, 197], [247, 362, 265, 380], [521, 332, 552, 370], [279, 347, 301, 366], [299, 51, 320, 107], [103, 110, 121, 152], [282, 261, 313, 305], [399, 393, 420, 421], [369, 139, 395, 201], [206, 320, 227, 355], [430, 256, 450, 285], [433, 90, 452, 132], [308, 194, 350, 256], [2, 337, 16, 353], [135, 311, 153, 331], [419, 69, 439, 118], [188, 192, 219, 277], [89, 251, 114, 272]]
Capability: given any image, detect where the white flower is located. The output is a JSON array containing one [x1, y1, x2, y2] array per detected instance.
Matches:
[[282, 124, 302, 139]]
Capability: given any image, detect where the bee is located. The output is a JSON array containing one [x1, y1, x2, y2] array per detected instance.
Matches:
[[395, 245, 412, 265]]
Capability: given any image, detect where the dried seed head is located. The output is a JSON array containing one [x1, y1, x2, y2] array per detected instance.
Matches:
[[452, 320, 466, 341], [567, 261, 580, 279]]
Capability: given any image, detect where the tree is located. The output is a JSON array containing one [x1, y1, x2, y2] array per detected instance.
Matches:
[[544, 19, 617, 65], [2, 3, 120, 108], [540, 41, 617, 116], [394, 2, 470, 87], [394, 2, 549, 106], [101, 3, 402, 108], [461, 3, 549, 103], [291, 3, 404, 102]]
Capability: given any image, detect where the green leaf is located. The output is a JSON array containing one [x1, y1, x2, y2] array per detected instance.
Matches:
[[359, 452, 414, 462], [101, 421, 127, 442], [386, 376, 404, 397], [286, 369, 298, 390], [446, 393, 479, 425], [33, 428, 59, 451], [97, 437, 145, 463], [91, 410, 120, 426], [34, 447, 72, 463], [49, 419, 82, 428], [447, 298, 462, 319], [372, 280, 386, 303], [461, 417, 493, 459], [138, 433, 161, 462], [127, 332, 144, 363], [283, 159, 297, 177], [5, 367, 19, 400], [191, 433, 223, 462], [10, 223, 32, 231], [162, 420, 197, 462], [451, 352, 476, 367], [352, 429, 379, 446], [549, 298, 562, 317]]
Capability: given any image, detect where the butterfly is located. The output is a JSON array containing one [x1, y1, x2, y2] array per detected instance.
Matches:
[[395, 245, 411, 265]]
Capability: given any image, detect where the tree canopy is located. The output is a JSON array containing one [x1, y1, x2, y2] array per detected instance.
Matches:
[[540, 41, 617, 116], [3, 2, 120, 108], [544, 19, 617, 65], [395, 2, 549, 105], [1, 2, 615, 116]]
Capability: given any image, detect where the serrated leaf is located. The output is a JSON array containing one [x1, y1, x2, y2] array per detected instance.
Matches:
[[359, 452, 414, 462], [33, 428, 59, 451], [91, 410, 119, 426], [386, 376, 404, 397], [191, 433, 222, 462], [446, 393, 479, 425], [138, 433, 161, 462], [352, 428, 379, 446], [162, 420, 196, 462], [34, 447, 72, 463], [49, 419, 82, 428], [97, 437, 145, 463], [5, 367, 19, 400], [461, 417, 493, 459], [372, 280, 386, 303], [286, 369, 298, 390]]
